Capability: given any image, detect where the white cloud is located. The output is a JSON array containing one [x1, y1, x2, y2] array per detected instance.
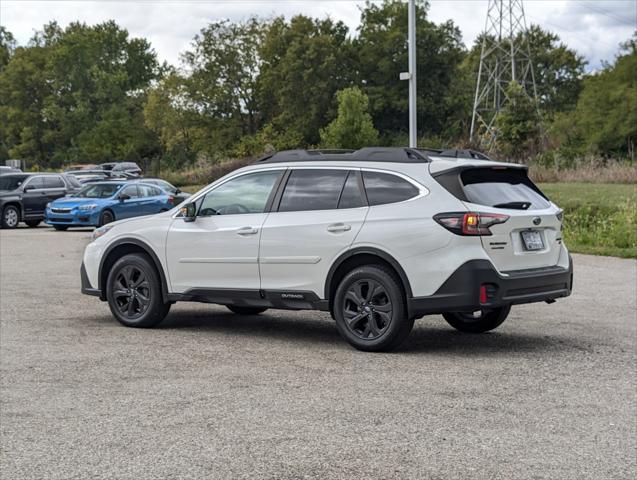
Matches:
[[1, 0, 635, 70]]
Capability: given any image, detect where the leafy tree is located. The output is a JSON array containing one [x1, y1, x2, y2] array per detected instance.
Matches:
[[495, 81, 541, 158], [320, 87, 379, 149], [553, 34, 637, 157], [355, 0, 466, 139], [258, 15, 355, 145], [0, 21, 160, 167], [183, 18, 264, 138], [0, 27, 16, 71]]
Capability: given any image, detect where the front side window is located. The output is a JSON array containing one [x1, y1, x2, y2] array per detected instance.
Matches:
[[199, 170, 282, 216], [0, 175, 28, 191], [278, 169, 349, 212], [25, 176, 45, 190], [120, 185, 139, 199], [362, 171, 419, 206]]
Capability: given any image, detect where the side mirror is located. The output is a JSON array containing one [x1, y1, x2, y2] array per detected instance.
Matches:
[[175, 188, 182, 194], [118, 193, 131, 201], [180, 202, 197, 222], [23, 184, 35, 192]]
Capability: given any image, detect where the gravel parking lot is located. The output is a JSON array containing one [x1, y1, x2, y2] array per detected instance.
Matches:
[[1, 226, 635, 479]]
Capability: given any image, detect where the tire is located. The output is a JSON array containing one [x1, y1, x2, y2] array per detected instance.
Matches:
[[25, 220, 40, 228], [106, 253, 171, 328], [226, 305, 268, 315], [443, 305, 511, 333], [99, 210, 115, 226], [333, 265, 414, 352], [1, 205, 20, 229], [53, 225, 69, 231]]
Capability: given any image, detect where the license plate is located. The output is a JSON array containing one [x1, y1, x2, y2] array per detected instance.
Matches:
[[521, 230, 544, 251]]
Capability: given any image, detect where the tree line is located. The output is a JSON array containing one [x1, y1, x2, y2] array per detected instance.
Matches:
[[0, 0, 635, 170]]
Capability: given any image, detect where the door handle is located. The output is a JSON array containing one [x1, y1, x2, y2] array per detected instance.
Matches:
[[236, 226, 258, 236], [327, 223, 351, 233]]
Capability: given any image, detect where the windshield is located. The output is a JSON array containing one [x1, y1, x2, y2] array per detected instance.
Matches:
[[75, 183, 123, 198], [0, 174, 29, 191]]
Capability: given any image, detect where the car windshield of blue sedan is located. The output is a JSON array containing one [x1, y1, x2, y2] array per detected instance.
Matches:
[[75, 183, 123, 198]]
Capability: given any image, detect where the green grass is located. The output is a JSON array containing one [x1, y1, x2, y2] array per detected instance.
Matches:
[[539, 183, 637, 258], [180, 181, 637, 259]]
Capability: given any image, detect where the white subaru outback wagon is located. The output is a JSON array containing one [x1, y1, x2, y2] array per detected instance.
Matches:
[[81, 148, 573, 351]]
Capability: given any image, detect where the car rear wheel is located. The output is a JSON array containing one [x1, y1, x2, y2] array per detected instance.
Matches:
[[99, 210, 114, 226], [443, 306, 511, 333], [25, 220, 40, 228], [53, 225, 68, 231], [333, 265, 414, 352], [1, 205, 20, 229], [106, 253, 171, 328], [226, 306, 268, 315]]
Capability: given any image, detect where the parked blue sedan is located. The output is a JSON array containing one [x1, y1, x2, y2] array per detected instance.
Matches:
[[45, 181, 174, 230]]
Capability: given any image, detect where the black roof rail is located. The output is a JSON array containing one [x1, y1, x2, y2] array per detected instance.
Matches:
[[256, 147, 431, 164], [417, 148, 493, 161]]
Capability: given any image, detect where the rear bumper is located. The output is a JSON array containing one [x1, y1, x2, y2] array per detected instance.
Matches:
[[408, 256, 573, 318], [80, 262, 101, 297]]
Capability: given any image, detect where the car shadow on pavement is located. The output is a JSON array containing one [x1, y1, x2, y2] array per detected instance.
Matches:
[[155, 309, 571, 355]]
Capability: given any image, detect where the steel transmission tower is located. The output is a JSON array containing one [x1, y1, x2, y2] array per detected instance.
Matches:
[[470, 0, 539, 148]]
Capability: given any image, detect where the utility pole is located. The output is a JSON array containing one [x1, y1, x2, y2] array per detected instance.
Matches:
[[400, 0, 417, 148], [470, 0, 539, 149]]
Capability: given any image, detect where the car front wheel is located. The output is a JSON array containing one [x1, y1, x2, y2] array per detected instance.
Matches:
[[99, 210, 114, 226], [106, 253, 171, 328], [1, 205, 20, 229], [443, 306, 511, 333], [333, 265, 414, 352]]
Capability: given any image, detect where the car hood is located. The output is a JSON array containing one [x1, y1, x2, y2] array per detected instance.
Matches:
[[50, 196, 110, 208], [0, 189, 20, 196]]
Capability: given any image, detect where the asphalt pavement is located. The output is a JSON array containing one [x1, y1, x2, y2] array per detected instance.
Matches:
[[1, 226, 635, 479]]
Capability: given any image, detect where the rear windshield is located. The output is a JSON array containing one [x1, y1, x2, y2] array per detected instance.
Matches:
[[435, 167, 550, 210]]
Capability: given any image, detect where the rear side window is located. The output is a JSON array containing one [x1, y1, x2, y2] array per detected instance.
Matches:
[[459, 168, 550, 210], [44, 176, 65, 188], [362, 171, 419, 206], [26, 176, 45, 189], [279, 169, 348, 212], [65, 175, 82, 188], [338, 171, 365, 209]]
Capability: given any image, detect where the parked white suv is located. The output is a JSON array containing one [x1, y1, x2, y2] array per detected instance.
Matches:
[[81, 148, 573, 351]]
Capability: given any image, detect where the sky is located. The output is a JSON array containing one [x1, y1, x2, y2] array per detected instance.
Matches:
[[1, 0, 636, 72]]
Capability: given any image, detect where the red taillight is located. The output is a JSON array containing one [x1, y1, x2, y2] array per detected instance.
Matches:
[[434, 212, 509, 236], [479, 285, 488, 303]]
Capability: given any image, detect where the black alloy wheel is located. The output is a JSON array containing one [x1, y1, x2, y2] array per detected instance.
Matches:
[[112, 265, 152, 321], [343, 279, 393, 340], [106, 253, 171, 328], [333, 265, 414, 352]]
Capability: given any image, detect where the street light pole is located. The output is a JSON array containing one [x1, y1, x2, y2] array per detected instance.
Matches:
[[408, 0, 417, 148]]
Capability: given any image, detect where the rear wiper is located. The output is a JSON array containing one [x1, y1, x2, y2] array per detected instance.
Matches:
[[493, 201, 531, 210]]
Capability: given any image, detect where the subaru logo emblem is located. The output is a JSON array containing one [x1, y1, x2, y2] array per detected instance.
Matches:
[[533, 217, 542, 226]]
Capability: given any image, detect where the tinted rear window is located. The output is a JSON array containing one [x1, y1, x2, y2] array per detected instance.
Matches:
[[279, 169, 348, 212], [362, 171, 419, 206], [458, 168, 550, 210]]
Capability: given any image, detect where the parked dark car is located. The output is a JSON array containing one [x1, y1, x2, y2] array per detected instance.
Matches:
[[134, 178, 191, 205], [99, 162, 142, 176], [0, 173, 82, 228], [66, 169, 128, 184], [0, 166, 22, 175]]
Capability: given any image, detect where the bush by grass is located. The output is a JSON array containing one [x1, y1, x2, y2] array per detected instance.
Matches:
[[540, 183, 637, 258]]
